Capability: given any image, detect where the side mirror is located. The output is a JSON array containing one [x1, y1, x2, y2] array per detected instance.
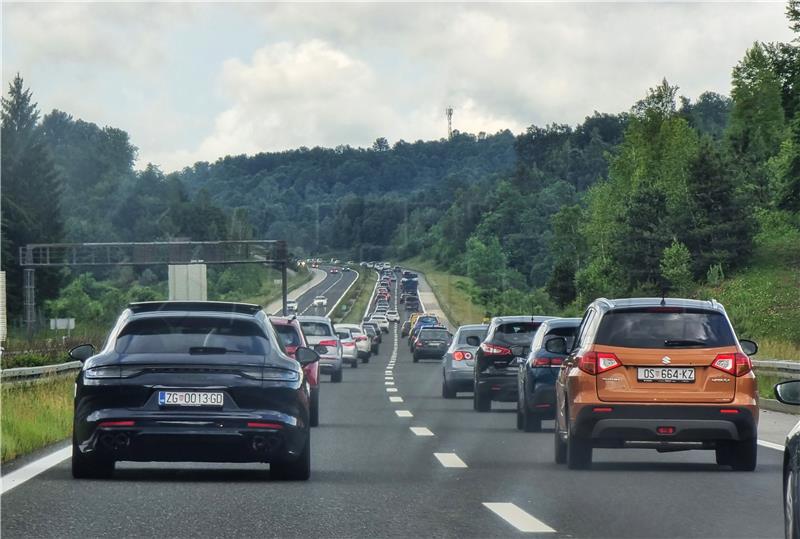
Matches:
[[294, 346, 320, 366], [69, 344, 96, 362], [544, 337, 568, 355], [466, 336, 481, 347], [739, 339, 758, 356], [775, 380, 800, 406]]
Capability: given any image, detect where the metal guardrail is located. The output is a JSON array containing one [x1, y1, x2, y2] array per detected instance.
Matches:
[[752, 359, 800, 380], [1, 361, 82, 384]]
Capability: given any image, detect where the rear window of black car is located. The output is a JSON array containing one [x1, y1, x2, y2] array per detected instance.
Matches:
[[495, 322, 542, 343], [115, 317, 270, 355], [300, 321, 332, 337], [458, 328, 487, 345], [420, 329, 449, 340], [272, 324, 302, 347], [594, 309, 736, 348]]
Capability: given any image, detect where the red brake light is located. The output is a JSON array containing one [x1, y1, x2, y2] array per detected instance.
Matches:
[[453, 351, 473, 361], [577, 352, 620, 375], [719, 408, 740, 414], [98, 420, 135, 428], [319, 340, 337, 347], [247, 422, 283, 429], [533, 357, 551, 367], [480, 343, 512, 356], [343, 341, 355, 347]]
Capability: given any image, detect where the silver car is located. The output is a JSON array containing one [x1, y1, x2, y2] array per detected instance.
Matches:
[[298, 315, 344, 382], [334, 325, 359, 368], [441, 324, 488, 399], [337, 323, 372, 363]]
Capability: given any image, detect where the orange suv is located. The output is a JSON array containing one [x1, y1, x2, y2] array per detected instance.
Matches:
[[552, 298, 759, 470]]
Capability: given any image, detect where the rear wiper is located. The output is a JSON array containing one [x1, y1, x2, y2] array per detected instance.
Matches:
[[663, 339, 707, 347], [189, 347, 244, 354]]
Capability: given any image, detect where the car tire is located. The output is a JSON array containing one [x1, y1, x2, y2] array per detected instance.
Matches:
[[554, 426, 568, 464], [442, 378, 457, 399], [566, 419, 592, 470], [474, 385, 491, 412], [361, 355, 369, 364], [412, 352, 419, 363], [351, 359, 358, 368], [786, 467, 799, 539], [729, 438, 757, 471], [71, 436, 115, 479], [309, 388, 319, 427], [331, 369, 343, 383], [522, 407, 542, 433], [271, 434, 311, 481], [516, 408, 523, 430]]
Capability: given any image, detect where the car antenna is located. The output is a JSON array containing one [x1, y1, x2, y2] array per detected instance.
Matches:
[[660, 289, 667, 307]]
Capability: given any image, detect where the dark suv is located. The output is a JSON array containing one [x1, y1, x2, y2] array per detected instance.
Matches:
[[412, 326, 452, 362], [470, 316, 554, 412]]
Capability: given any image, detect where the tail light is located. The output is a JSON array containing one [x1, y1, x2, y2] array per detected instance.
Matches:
[[480, 343, 512, 356], [532, 356, 564, 367], [319, 339, 338, 347], [343, 341, 355, 347], [577, 351, 621, 375], [98, 420, 135, 428], [247, 422, 283, 429], [453, 351, 474, 361], [711, 353, 752, 376]]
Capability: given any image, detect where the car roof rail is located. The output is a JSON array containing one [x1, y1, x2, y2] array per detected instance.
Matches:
[[128, 301, 262, 315]]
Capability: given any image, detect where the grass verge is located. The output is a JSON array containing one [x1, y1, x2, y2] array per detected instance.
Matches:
[[402, 257, 486, 327], [2, 376, 74, 462], [337, 268, 377, 324]]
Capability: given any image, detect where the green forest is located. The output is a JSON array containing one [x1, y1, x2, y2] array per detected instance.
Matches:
[[2, 4, 798, 356]]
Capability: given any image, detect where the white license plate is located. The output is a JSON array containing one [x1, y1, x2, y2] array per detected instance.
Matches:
[[637, 367, 695, 383], [158, 391, 224, 407]]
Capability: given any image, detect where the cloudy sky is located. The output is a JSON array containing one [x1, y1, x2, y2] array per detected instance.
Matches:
[[2, 2, 794, 171]]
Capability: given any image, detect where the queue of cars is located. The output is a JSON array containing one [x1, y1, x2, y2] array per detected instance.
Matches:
[[433, 297, 763, 472]]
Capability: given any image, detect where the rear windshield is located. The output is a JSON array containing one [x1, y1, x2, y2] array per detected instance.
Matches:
[[543, 326, 578, 350], [458, 328, 488, 345], [595, 309, 736, 348], [417, 317, 437, 325], [336, 330, 351, 340], [420, 329, 449, 340], [363, 326, 376, 335], [116, 317, 270, 355], [273, 324, 302, 347], [495, 322, 542, 344], [300, 321, 332, 337]]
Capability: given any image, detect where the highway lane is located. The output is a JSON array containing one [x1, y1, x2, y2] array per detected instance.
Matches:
[[1, 269, 787, 538], [271, 266, 358, 317]]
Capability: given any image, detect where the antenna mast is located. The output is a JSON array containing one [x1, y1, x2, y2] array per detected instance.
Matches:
[[445, 106, 453, 139]]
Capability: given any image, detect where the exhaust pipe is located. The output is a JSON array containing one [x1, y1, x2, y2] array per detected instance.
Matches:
[[99, 432, 130, 451], [252, 436, 267, 452], [99, 434, 115, 450]]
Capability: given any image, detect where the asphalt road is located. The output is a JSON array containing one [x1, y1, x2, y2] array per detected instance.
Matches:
[[0, 270, 787, 538], [272, 266, 358, 317]]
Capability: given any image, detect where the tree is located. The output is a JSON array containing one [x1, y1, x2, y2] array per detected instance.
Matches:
[[684, 138, 754, 276], [546, 258, 576, 307], [372, 137, 390, 152], [660, 240, 693, 294], [728, 43, 787, 205], [788, 0, 800, 34], [1, 74, 63, 318]]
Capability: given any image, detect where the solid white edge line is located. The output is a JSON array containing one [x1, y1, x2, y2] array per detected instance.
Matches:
[[434, 452, 467, 468], [1, 446, 72, 495], [271, 267, 328, 315], [410, 427, 434, 436], [483, 503, 556, 533], [758, 439, 785, 451], [395, 410, 413, 417]]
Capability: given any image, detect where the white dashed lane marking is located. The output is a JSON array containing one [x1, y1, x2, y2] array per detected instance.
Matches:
[[395, 410, 413, 418], [482, 503, 556, 533], [410, 427, 434, 436], [389, 396, 404, 402], [385, 381, 394, 386], [758, 440, 784, 451], [434, 452, 467, 468], [386, 388, 398, 393]]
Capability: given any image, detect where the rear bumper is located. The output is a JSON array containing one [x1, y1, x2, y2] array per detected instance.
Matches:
[[76, 411, 308, 463], [523, 383, 556, 418], [476, 375, 517, 402], [573, 405, 757, 442], [319, 356, 342, 373], [444, 368, 474, 390], [414, 347, 447, 359]]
